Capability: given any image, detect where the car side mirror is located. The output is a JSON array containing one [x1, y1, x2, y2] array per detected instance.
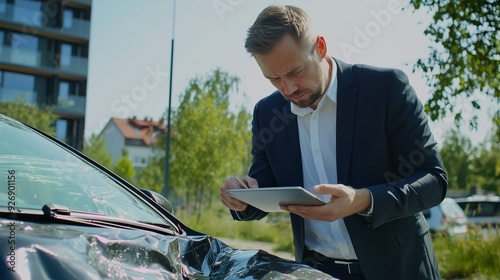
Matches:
[[140, 189, 174, 214]]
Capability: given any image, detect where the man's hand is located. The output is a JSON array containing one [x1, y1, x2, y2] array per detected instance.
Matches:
[[280, 184, 372, 221], [220, 176, 259, 212]]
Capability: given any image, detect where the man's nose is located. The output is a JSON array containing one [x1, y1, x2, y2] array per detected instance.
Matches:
[[281, 78, 298, 96]]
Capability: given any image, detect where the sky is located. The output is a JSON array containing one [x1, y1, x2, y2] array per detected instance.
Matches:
[[85, 0, 492, 146]]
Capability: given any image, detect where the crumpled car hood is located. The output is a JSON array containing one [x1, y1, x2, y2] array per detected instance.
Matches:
[[0, 219, 334, 279]]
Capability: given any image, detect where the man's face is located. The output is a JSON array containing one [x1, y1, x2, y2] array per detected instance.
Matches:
[[254, 34, 327, 109]]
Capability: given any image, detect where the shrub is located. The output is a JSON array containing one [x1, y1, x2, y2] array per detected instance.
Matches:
[[433, 227, 500, 279]]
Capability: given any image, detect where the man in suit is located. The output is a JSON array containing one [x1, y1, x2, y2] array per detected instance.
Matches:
[[219, 5, 448, 280]]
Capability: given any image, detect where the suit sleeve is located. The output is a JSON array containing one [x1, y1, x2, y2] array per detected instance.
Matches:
[[368, 69, 448, 229]]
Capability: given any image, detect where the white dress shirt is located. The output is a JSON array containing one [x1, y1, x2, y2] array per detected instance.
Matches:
[[290, 58, 358, 260]]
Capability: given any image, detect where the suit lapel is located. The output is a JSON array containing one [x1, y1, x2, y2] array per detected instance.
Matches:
[[335, 59, 357, 185]]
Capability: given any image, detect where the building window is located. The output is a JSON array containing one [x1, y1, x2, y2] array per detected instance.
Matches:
[[58, 80, 86, 97], [3, 71, 35, 91], [0, 30, 4, 49], [55, 118, 81, 148], [9, 32, 38, 51], [0, 71, 36, 103], [0, 30, 4, 56], [134, 156, 146, 165], [125, 139, 144, 146], [56, 119, 68, 143], [0, 1, 6, 14], [60, 43, 72, 66], [58, 81, 69, 99], [63, 8, 73, 29], [58, 42, 88, 68], [13, 0, 42, 27]]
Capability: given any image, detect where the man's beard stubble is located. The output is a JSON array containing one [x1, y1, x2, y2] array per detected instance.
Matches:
[[287, 87, 323, 108]]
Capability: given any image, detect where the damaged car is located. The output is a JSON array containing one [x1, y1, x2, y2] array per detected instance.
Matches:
[[0, 114, 334, 279]]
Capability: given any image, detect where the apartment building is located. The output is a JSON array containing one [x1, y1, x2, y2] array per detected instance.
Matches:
[[0, 0, 92, 149]]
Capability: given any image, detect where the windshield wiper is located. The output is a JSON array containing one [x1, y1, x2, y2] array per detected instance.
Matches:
[[38, 203, 182, 236]]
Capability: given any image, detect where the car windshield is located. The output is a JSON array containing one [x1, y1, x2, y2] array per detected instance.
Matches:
[[0, 115, 169, 226]]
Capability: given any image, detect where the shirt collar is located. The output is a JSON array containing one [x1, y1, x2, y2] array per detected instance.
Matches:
[[291, 57, 338, 117]]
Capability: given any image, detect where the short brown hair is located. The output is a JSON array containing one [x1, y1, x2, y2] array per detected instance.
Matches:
[[244, 5, 316, 55]]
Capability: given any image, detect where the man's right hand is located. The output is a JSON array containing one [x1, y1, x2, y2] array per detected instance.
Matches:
[[220, 176, 258, 211]]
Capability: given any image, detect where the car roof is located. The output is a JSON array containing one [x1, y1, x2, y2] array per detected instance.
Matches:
[[442, 197, 458, 202], [454, 194, 500, 202]]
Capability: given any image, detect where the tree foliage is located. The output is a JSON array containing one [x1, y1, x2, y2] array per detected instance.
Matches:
[[440, 128, 500, 194], [82, 133, 113, 169], [469, 132, 500, 194], [410, 0, 499, 132], [169, 69, 252, 215], [137, 155, 164, 194], [439, 129, 474, 189], [139, 69, 252, 215], [0, 98, 58, 136], [114, 149, 136, 184]]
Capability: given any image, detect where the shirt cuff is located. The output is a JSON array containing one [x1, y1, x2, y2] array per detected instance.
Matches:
[[232, 206, 250, 220], [358, 189, 374, 216]]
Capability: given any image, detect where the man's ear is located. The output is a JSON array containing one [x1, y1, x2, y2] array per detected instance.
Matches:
[[315, 36, 327, 58]]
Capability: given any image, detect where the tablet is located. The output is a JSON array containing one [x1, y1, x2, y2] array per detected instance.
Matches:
[[227, 186, 326, 212]]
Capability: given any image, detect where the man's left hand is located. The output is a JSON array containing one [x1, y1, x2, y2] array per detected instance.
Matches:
[[280, 184, 372, 221]]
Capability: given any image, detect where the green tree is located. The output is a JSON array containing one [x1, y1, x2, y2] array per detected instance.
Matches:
[[114, 149, 136, 183], [82, 133, 113, 169], [137, 155, 164, 194], [410, 0, 499, 132], [439, 129, 474, 190], [155, 69, 252, 215], [469, 131, 500, 194], [0, 98, 58, 136]]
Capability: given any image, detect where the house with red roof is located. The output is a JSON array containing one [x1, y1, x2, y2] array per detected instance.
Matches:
[[100, 117, 167, 169]]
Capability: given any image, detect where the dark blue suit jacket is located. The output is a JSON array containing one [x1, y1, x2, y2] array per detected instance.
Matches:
[[232, 59, 448, 279]]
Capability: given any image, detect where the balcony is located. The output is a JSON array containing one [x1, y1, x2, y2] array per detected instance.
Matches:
[[0, 87, 85, 117], [0, 3, 90, 41], [0, 88, 37, 105], [0, 46, 88, 77], [54, 94, 86, 116]]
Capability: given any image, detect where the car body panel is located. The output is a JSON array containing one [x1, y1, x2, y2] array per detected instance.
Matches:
[[0, 219, 331, 279]]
